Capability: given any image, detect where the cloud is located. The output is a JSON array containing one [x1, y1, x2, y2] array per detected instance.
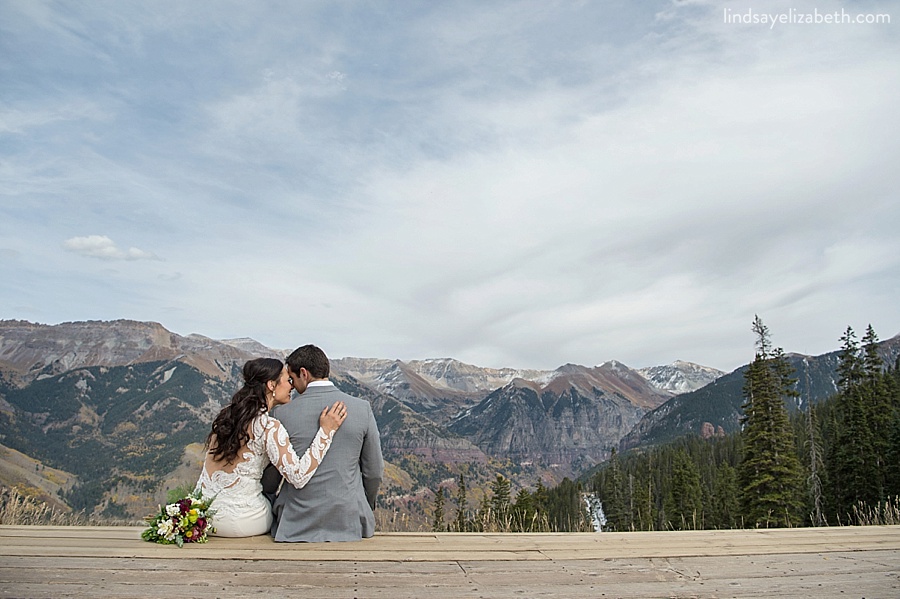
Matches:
[[63, 235, 159, 261], [1, 1, 897, 373], [0, 101, 107, 134]]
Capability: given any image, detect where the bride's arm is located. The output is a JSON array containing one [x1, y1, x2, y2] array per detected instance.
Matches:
[[262, 403, 347, 489]]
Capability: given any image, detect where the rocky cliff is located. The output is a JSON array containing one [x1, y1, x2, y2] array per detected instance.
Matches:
[[0, 319, 259, 383], [637, 360, 724, 395], [449, 363, 671, 476]]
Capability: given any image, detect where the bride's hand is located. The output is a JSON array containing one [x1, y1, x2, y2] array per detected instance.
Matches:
[[319, 401, 347, 434]]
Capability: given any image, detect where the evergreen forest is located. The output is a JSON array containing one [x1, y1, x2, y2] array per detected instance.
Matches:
[[437, 319, 900, 532]]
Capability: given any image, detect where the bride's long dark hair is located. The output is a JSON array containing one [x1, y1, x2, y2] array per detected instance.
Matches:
[[206, 357, 283, 464]]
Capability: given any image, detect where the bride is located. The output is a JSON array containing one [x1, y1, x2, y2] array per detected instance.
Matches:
[[195, 357, 346, 537]]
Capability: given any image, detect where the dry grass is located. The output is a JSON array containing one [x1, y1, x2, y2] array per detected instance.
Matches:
[[850, 496, 900, 526], [5, 483, 897, 531], [0, 486, 126, 526], [471, 508, 593, 533]]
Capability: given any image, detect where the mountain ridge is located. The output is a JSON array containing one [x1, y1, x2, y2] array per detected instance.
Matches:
[[1, 319, 722, 396], [14, 317, 890, 524], [620, 333, 900, 450], [447, 361, 672, 477], [0, 319, 256, 383], [0, 318, 714, 520]]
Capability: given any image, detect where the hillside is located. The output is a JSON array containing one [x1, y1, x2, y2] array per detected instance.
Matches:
[[620, 333, 900, 449], [0, 442, 77, 511]]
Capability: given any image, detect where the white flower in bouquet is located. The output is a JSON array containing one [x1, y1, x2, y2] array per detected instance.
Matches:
[[157, 518, 176, 540]]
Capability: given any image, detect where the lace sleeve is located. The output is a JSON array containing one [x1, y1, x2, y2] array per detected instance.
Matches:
[[262, 418, 334, 489]]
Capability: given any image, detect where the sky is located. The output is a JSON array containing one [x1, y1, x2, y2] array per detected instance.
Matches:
[[1, 0, 898, 373]]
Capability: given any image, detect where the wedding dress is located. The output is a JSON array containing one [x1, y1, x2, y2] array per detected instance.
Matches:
[[195, 412, 334, 537]]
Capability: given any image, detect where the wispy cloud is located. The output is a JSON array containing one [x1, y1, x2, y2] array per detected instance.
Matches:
[[63, 235, 159, 261], [0, 102, 107, 134]]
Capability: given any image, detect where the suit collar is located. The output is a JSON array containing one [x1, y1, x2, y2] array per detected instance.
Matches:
[[307, 380, 334, 388]]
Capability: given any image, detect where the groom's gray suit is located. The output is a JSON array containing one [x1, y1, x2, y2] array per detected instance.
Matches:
[[264, 382, 383, 542]]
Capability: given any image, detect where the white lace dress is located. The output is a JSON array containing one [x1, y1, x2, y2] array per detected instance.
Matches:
[[195, 412, 334, 537]]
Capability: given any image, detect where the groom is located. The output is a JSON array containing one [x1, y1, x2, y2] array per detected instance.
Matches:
[[263, 344, 384, 542]]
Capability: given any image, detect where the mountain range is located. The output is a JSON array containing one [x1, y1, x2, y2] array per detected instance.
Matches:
[[2, 318, 895, 525], [620, 341, 900, 450]]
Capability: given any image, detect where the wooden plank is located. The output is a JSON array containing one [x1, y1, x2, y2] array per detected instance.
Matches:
[[0, 566, 473, 587], [0, 533, 900, 561], [0, 546, 550, 561], [2, 525, 897, 546], [0, 555, 465, 573], [2, 526, 898, 561], [0, 526, 898, 598], [0, 557, 897, 599]]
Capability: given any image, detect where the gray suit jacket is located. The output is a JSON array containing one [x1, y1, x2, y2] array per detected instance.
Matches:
[[263, 383, 383, 542]]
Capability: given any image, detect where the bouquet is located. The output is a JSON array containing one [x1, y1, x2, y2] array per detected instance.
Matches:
[[142, 489, 215, 547]]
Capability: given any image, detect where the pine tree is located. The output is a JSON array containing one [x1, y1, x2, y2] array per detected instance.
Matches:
[[511, 488, 536, 531], [862, 325, 891, 498], [532, 481, 549, 516], [602, 449, 628, 531], [805, 403, 826, 526], [454, 473, 468, 532], [665, 448, 703, 529], [861, 325, 884, 382], [710, 463, 740, 528], [886, 357, 900, 497], [432, 486, 445, 532], [800, 359, 826, 526], [490, 474, 511, 524], [628, 468, 655, 531], [738, 316, 805, 527], [886, 412, 900, 499], [837, 326, 864, 392], [827, 326, 880, 519]]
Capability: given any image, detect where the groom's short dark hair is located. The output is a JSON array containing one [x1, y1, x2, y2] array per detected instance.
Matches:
[[286, 344, 330, 379]]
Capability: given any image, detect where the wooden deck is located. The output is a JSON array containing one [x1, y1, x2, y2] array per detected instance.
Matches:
[[1, 525, 898, 598]]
